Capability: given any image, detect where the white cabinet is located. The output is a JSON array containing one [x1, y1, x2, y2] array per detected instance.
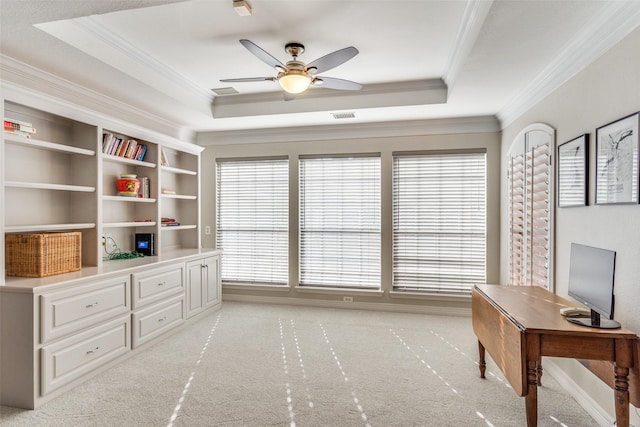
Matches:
[[185, 255, 220, 319], [41, 315, 130, 395], [130, 263, 185, 348], [41, 275, 131, 342], [0, 249, 221, 409], [131, 294, 183, 348]]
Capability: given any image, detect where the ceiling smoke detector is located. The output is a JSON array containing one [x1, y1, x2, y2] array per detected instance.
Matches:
[[233, 0, 252, 16]]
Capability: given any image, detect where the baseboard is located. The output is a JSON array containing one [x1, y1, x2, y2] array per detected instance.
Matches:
[[221, 293, 471, 317], [543, 359, 613, 427]]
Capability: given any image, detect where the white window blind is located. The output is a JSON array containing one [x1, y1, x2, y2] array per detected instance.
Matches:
[[508, 125, 554, 290], [216, 157, 288, 285], [392, 151, 486, 294], [299, 155, 381, 289]]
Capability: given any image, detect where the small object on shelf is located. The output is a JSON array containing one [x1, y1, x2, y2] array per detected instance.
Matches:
[[161, 217, 181, 227], [116, 174, 140, 197], [5, 232, 82, 277], [161, 188, 176, 195]]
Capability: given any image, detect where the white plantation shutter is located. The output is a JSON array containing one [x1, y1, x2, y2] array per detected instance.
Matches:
[[216, 157, 288, 284], [392, 151, 487, 293], [299, 155, 381, 289], [508, 124, 554, 290]]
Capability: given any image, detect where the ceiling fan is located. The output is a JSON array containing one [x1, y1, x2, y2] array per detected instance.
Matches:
[[221, 39, 362, 96]]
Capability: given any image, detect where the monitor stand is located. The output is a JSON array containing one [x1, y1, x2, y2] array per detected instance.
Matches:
[[566, 310, 621, 329]]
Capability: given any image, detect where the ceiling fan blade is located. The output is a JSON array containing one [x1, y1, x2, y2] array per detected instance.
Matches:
[[306, 46, 359, 74], [239, 39, 285, 70], [314, 76, 362, 91], [220, 77, 276, 83]]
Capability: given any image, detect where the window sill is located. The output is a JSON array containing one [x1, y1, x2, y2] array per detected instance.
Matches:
[[222, 283, 290, 292], [389, 290, 471, 302], [294, 286, 384, 297]]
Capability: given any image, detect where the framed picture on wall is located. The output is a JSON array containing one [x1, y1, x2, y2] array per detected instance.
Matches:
[[558, 134, 588, 207], [595, 112, 640, 205]]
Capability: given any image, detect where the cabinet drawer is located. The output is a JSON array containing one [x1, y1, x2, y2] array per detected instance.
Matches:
[[131, 264, 184, 309], [41, 276, 131, 343], [132, 295, 184, 348], [41, 315, 130, 395]]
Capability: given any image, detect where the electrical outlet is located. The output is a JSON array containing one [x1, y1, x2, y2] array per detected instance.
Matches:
[[343, 296, 353, 302], [205, 226, 211, 235]]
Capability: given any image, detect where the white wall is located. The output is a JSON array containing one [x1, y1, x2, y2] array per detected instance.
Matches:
[[500, 26, 640, 425]]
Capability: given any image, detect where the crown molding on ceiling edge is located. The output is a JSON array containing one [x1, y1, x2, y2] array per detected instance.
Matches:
[[443, 0, 494, 94], [211, 79, 447, 118], [197, 115, 501, 146], [498, 1, 640, 129], [0, 54, 195, 144]]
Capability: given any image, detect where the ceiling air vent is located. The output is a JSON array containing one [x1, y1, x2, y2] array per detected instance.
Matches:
[[211, 87, 239, 96], [331, 112, 356, 120]]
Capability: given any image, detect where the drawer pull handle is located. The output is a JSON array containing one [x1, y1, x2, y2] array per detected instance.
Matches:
[[158, 316, 167, 322], [157, 281, 166, 286], [85, 302, 99, 308], [86, 346, 100, 355]]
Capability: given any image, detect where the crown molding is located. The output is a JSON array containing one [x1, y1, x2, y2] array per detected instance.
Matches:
[[443, 0, 494, 93], [35, 15, 214, 109], [211, 79, 447, 119], [0, 54, 195, 143], [498, 1, 640, 129], [197, 115, 500, 146]]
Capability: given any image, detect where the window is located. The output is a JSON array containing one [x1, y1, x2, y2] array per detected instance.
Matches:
[[508, 124, 554, 290], [393, 150, 487, 294], [216, 157, 288, 285], [299, 155, 381, 289]]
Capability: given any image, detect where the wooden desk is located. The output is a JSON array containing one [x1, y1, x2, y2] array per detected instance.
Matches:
[[472, 284, 637, 427]]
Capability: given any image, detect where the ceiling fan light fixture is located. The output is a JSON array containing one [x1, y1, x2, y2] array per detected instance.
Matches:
[[278, 73, 312, 94]]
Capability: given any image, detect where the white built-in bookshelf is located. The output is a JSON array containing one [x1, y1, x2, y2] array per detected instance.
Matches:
[[1, 95, 204, 282]]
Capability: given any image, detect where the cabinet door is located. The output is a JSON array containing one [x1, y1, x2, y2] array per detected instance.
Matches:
[[185, 259, 204, 318], [204, 255, 220, 309]]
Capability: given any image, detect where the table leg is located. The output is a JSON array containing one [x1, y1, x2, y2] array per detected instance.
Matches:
[[614, 365, 630, 427], [537, 364, 543, 387], [525, 334, 541, 427], [478, 340, 486, 379]]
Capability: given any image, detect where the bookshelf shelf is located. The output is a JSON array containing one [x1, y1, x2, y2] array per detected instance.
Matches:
[[161, 193, 197, 200], [161, 224, 197, 231], [102, 154, 156, 169], [102, 195, 156, 203], [103, 221, 158, 228], [4, 134, 95, 156], [5, 223, 96, 233], [5, 181, 96, 192], [161, 165, 197, 176]]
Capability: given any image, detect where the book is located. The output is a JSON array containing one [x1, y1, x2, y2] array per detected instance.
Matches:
[[4, 120, 36, 134], [138, 176, 150, 198], [160, 147, 170, 166], [4, 118, 33, 128]]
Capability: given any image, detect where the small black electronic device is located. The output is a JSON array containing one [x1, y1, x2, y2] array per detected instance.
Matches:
[[135, 233, 155, 256], [566, 243, 620, 329]]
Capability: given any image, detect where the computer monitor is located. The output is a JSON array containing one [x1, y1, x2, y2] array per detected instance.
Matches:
[[567, 243, 620, 329]]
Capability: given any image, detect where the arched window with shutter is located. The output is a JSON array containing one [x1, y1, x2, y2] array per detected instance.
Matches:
[[508, 123, 555, 290]]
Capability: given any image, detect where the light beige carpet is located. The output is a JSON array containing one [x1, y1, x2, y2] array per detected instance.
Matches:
[[1, 302, 598, 426]]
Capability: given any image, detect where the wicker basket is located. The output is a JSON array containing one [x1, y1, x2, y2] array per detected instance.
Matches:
[[5, 232, 82, 277]]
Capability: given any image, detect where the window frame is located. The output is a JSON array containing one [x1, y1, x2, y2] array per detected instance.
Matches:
[[392, 149, 488, 294]]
